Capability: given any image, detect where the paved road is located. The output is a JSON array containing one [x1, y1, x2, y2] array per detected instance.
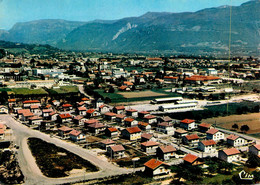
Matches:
[[0, 114, 132, 185]]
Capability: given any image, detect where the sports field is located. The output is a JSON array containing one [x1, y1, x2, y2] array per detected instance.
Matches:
[[117, 90, 166, 98]]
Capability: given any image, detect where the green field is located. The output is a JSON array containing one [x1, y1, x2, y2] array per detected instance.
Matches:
[[11, 88, 48, 95], [95, 88, 177, 103], [48, 86, 79, 95]]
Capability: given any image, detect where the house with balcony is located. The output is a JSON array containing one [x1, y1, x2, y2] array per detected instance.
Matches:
[[198, 140, 217, 153], [156, 122, 174, 135], [226, 134, 246, 147], [206, 128, 225, 142], [180, 119, 196, 130], [121, 127, 142, 141], [107, 145, 125, 159], [144, 159, 170, 176], [218, 148, 241, 163], [141, 141, 159, 154], [157, 145, 177, 161]]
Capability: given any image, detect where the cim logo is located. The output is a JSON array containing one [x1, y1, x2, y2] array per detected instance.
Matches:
[[239, 170, 254, 180]]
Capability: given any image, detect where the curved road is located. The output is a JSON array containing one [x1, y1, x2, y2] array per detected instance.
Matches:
[[0, 115, 132, 185]]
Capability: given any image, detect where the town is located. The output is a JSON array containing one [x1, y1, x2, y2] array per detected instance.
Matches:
[[0, 50, 260, 184]]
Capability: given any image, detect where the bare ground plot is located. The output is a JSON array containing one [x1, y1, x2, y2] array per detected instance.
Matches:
[[118, 90, 167, 99], [202, 113, 260, 134]]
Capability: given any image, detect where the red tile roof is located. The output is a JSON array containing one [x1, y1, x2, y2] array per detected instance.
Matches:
[[23, 100, 40, 104], [82, 97, 90, 101], [141, 133, 153, 139], [141, 140, 159, 147], [0, 129, 4, 134], [125, 126, 141, 134], [105, 112, 117, 117], [175, 128, 188, 134], [158, 122, 173, 127], [185, 134, 199, 141], [58, 126, 73, 132], [87, 109, 96, 114], [69, 130, 82, 136], [114, 106, 125, 110], [28, 116, 42, 120], [116, 114, 126, 119], [74, 115, 83, 120], [59, 113, 72, 119], [181, 119, 195, 124], [23, 112, 34, 117], [199, 123, 211, 128], [126, 109, 138, 112], [30, 105, 39, 109], [101, 139, 116, 145], [164, 76, 178, 79], [0, 124, 5, 129], [206, 128, 219, 135], [84, 119, 98, 125], [144, 159, 168, 170], [222, 148, 240, 156], [144, 115, 156, 119], [185, 75, 221, 81], [88, 122, 105, 128], [108, 127, 118, 132], [159, 145, 177, 153], [62, 104, 72, 108], [8, 99, 16, 102], [78, 107, 87, 111], [17, 109, 31, 114], [138, 122, 149, 127], [226, 134, 240, 141], [200, 140, 216, 146], [124, 118, 135, 122], [119, 86, 127, 90], [183, 153, 198, 164], [139, 111, 150, 114], [42, 109, 53, 113], [110, 145, 125, 152], [253, 144, 260, 151]]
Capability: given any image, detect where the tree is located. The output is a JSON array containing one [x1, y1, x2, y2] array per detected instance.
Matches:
[[108, 86, 115, 93], [240, 125, 250, 133], [232, 123, 239, 130]]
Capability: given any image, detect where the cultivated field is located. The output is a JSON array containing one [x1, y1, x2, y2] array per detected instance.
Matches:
[[117, 90, 166, 99], [202, 113, 260, 134]]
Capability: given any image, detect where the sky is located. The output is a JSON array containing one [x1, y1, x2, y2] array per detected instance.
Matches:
[[0, 0, 250, 30]]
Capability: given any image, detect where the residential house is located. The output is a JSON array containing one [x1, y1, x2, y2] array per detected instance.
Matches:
[[124, 118, 138, 127], [226, 134, 246, 147], [183, 153, 200, 165], [23, 100, 41, 108], [249, 144, 260, 156], [49, 112, 58, 121], [84, 119, 99, 127], [112, 106, 125, 114], [144, 159, 170, 176], [156, 122, 174, 135], [198, 123, 212, 133], [157, 116, 172, 124], [198, 140, 217, 153], [182, 134, 200, 147], [58, 126, 73, 139], [141, 133, 155, 142], [28, 116, 43, 126], [8, 99, 16, 108], [107, 145, 125, 159], [52, 100, 60, 107], [206, 128, 225, 141], [121, 127, 142, 141], [86, 109, 100, 117], [62, 103, 73, 111], [95, 98, 104, 108], [42, 109, 53, 119], [81, 97, 90, 104], [141, 141, 159, 154], [174, 129, 188, 138], [73, 115, 87, 126], [104, 112, 117, 121], [30, 105, 41, 116], [144, 115, 157, 124], [105, 127, 119, 138], [77, 107, 87, 116], [21, 111, 34, 122], [99, 104, 110, 114], [17, 109, 31, 119], [57, 113, 72, 124], [69, 130, 86, 142], [138, 111, 150, 118], [218, 148, 241, 163], [100, 139, 116, 150], [88, 122, 105, 135], [115, 114, 126, 123], [157, 145, 177, 161], [180, 119, 196, 130], [138, 121, 151, 131], [126, 109, 138, 117]]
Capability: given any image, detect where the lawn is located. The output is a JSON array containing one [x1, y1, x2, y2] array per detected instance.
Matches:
[[28, 138, 99, 177], [11, 88, 48, 95], [48, 86, 79, 94], [95, 88, 177, 103]]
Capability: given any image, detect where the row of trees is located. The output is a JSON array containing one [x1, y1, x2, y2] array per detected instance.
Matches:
[[232, 124, 250, 133]]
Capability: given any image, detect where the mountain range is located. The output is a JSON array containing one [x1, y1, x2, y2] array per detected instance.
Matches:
[[1, 0, 260, 56]]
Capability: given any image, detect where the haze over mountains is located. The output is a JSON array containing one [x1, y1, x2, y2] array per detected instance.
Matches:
[[1, 0, 260, 55]]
